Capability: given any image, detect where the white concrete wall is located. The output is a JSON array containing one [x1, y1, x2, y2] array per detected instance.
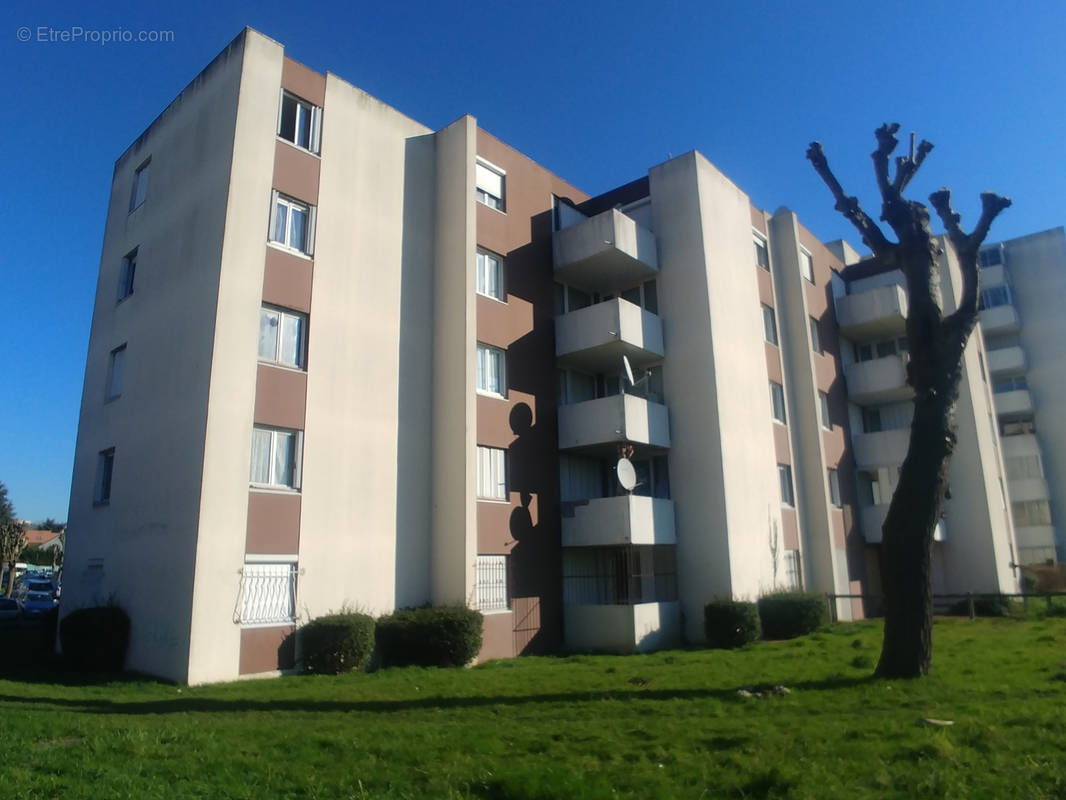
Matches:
[[561, 496, 676, 547], [563, 602, 680, 653], [63, 32, 251, 683]]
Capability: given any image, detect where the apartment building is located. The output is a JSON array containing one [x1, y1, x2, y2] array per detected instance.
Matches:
[[62, 28, 1020, 683]]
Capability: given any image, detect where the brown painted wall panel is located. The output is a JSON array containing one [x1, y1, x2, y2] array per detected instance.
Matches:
[[246, 491, 301, 554], [253, 364, 307, 429], [773, 422, 791, 463], [263, 247, 313, 312], [479, 611, 516, 661], [751, 205, 768, 234], [477, 500, 516, 552], [765, 343, 783, 383], [477, 293, 534, 348], [831, 509, 847, 549], [781, 509, 800, 549], [273, 142, 321, 203], [239, 625, 295, 674], [756, 268, 775, 305], [281, 57, 326, 107], [822, 429, 845, 467], [813, 352, 838, 393]]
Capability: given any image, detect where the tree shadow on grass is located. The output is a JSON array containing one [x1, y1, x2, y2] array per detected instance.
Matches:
[[0, 674, 877, 717]]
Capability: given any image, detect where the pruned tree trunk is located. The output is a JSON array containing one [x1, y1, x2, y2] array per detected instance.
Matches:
[[808, 124, 1010, 677]]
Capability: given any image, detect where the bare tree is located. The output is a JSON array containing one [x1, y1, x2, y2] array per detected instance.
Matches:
[[807, 123, 1010, 677], [1, 521, 27, 597]]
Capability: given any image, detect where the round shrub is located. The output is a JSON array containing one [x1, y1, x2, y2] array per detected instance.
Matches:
[[757, 591, 827, 640], [301, 612, 375, 674], [59, 606, 131, 672], [376, 605, 483, 668], [704, 599, 760, 649]]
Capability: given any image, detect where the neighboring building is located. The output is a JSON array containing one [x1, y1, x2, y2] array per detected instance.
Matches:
[[977, 228, 1066, 566], [62, 28, 1021, 684], [24, 530, 64, 552]]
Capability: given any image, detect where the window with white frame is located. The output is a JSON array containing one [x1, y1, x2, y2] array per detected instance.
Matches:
[[769, 381, 787, 424], [784, 550, 802, 589], [818, 391, 831, 429], [476, 554, 509, 612], [129, 158, 150, 212], [476, 343, 506, 396], [827, 468, 842, 507], [270, 191, 315, 255], [762, 304, 778, 345], [118, 248, 137, 301], [809, 316, 822, 354], [778, 464, 795, 506], [250, 426, 303, 490], [106, 344, 126, 401], [258, 306, 307, 369], [800, 248, 814, 282], [476, 158, 505, 211], [95, 448, 115, 505], [477, 445, 507, 500], [277, 91, 322, 154], [477, 249, 505, 301], [754, 235, 770, 270], [239, 562, 297, 625]]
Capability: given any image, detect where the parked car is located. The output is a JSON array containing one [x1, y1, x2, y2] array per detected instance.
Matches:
[[0, 597, 19, 622], [19, 590, 56, 620]]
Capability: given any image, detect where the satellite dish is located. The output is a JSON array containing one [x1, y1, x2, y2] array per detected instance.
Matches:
[[616, 457, 637, 492], [622, 355, 636, 387]]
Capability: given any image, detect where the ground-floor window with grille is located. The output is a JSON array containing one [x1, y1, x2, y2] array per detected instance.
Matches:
[[783, 549, 802, 589], [476, 555, 509, 612], [562, 545, 678, 605], [239, 562, 297, 625]]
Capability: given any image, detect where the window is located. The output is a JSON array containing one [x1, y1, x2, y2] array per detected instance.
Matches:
[[862, 407, 882, 433], [769, 381, 787, 424], [1012, 499, 1051, 527], [762, 304, 778, 345], [476, 555, 509, 612], [979, 247, 1003, 268], [778, 464, 795, 506], [476, 158, 505, 211], [476, 250, 505, 301], [1006, 454, 1044, 480], [277, 91, 321, 153], [106, 344, 126, 401], [818, 391, 831, 429], [477, 446, 507, 500], [857, 470, 882, 506], [129, 159, 150, 212], [754, 235, 770, 270], [809, 316, 822, 354], [800, 248, 814, 282], [270, 191, 315, 255], [827, 468, 842, 507], [118, 248, 137, 301], [94, 448, 115, 505], [258, 306, 307, 369], [993, 377, 1028, 394], [476, 343, 506, 397], [250, 426, 303, 490], [643, 280, 659, 314], [784, 550, 802, 589], [979, 285, 1013, 310], [239, 562, 297, 625]]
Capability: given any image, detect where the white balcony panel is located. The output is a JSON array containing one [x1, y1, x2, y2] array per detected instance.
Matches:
[[836, 284, 908, 339], [844, 355, 912, 405], [563, 601, 680, 654], [1008, 476, 1050, 503], [994, 389, 1034, 420], [1014, 525, 1057, 552], [861, 504, 945, 544], [980, 264, 1008, 288], [980, 304, 1020, 335], [853, 428, 910, 469], [558, 394, 670, 452], [553, 208, 658, 290], [1001, 433, 1041, 459], [986, 346, 1027, 377], [562, 496, 676, 547], [556, 298, 664, 372]]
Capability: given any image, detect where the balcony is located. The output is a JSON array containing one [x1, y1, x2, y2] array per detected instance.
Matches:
[[844, 354, 912, 405], [558, 394, 670, 452], [1008, 476, 1050, 503], [862, 504, 946, 544], [980, 264, 1008, 288], [853, 428, 910, 469], [979, 304, 1021, 335], [556, 298, 664, 373], [553, 208, 658, 290], [561, 496, 675, 548], [986, 346, 1027, 377], [994, 388, 1034, 420], [563, 601, 680, 654], [1014, 525, 1057, 553], [836, 284, 908, 339]]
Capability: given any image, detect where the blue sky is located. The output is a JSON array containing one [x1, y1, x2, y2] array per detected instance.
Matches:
[[2, 0, 1063, 522]]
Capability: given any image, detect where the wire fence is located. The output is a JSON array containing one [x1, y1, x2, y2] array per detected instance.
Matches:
[[824, 591, 1066, 622]]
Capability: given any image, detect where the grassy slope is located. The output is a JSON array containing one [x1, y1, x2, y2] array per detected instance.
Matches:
[[1, 618, 1064, 799]]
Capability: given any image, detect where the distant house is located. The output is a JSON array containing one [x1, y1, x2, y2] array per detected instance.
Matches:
[[24, 530, 63, 552]]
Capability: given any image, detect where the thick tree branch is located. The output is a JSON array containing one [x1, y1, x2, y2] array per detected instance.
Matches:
[[807, 141, 894, 257], [973, 192, 1013, 248], [872, 123, 901, 201], [894, 140, 934, 194]]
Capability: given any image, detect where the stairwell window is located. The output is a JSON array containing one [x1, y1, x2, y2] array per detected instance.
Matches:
[[778, 464, 795, 507], [800, 248, 815, 283], [477, 446, 507, 500], [250, 426, 303, 490], [819, 391, 831, 429], [105, 344, 126, 401], [762, 304, 778, 345], [477, 249, 505, 301], [809, 316, 822, 354], [129, 158, 150, 212], [94, 448, 115, 506], [476, 555, 509, 612], [270, 191, 316, 256], [118, 248, 137, 301], [258, 306, 307, 370], [827, 468, 842, 507], [754, 235, 770, 270], [476, 343, 506, 397], [476, 158, 505, 211], [277, 91, 321, 154], [769, 381, 787, 424]]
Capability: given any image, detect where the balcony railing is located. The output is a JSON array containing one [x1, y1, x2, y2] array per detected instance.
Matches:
[[553, 208, 658, 290], [844, 354, 912, 405], [561, 495, 676, 547], [556, 298, 664, 373], [979, 304, 1021, 335], [836, 284, 908, 339], [562, 601, 681, 654], [852, 428, 910, 469], [558, 394, 671, 451], [986, 346, 1027, 377], [861, 504, 946, 544], [994, 388, 1034, 420]]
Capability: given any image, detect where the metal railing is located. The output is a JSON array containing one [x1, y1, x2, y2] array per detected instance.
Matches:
[[824, 591, 1066, 622]]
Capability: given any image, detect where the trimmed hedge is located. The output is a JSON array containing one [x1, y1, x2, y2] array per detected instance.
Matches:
[[704, 599, 761, 649], [757, 591, 827, 640], [948, 595, 1011, 617], [376, 605, 483, 668], [59, 606, 131, 672], [301, 612, 376, 674]]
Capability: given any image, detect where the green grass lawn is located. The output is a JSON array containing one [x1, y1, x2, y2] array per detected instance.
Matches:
[[1, 617, 1064, 799]]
